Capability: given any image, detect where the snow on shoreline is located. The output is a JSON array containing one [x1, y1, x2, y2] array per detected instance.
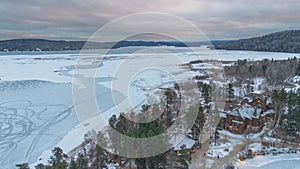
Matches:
[[30, 124, 86, 167]]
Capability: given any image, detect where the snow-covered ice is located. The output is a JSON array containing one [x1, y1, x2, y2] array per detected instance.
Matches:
[[0, 47, 299, 168], [238, 154, 300, 169]]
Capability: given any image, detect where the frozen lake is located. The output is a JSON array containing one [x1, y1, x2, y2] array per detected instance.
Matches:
[[238, 154, 300, 169], [0, 47, 299, 168]]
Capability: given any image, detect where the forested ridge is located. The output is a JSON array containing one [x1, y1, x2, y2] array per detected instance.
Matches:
[[214, 30, 300, 53]]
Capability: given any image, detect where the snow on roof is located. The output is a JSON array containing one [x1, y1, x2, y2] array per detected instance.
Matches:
[[238, 104, 260, 119], [226, 109, 240, 117], [226, 103, 262, 120], [220, 112, 227, 118], [266, 97, 272, 104], [245, 97, 253, 102], [232, 120, 244, 124], [171, 134, 196, 151], [261, 109, 274, 116]]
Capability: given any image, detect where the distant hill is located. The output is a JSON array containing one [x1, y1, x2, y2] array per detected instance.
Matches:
[[210, 40, 236, 45], [0, 38, 235, 52], [0, 39, 192, 52], [3, 30, 300, 53], [214, 30, 300, 53], [0, 39, 88, 51], [0, 39, 120, 51]]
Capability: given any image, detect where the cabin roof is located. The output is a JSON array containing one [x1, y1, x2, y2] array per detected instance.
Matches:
[[171, 134, 196, 151], [226, 103, 261, 120], [232, 120, 244, 124], [238, 104, 261, 119]]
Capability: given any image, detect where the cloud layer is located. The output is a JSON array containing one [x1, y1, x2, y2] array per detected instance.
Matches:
[[0, 0, 299, 40]]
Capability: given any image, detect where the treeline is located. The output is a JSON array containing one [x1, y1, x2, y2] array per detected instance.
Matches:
[[214, 30, 300, 53], [271, 88, 300, 140], [0, 39, 203, 52], [16, 145, 109, 169], [0, 39, 88, 51], [225, 57, 300, 84]]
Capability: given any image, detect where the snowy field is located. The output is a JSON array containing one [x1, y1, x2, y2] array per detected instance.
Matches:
[[0, 47, 299, 168]]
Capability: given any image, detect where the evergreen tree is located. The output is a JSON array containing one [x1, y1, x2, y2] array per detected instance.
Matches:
[[286, 91, 300, 136], [108, 114, 117, 128], [68, 157, 78, 169], [245, 80, 254, 94], [165, 88, 175, 105], [296, 63, 300, 76], [227, 83, 235, 101], [76, 153, 89, 169], [262, 64, 267, 76], [48, 147, 68, 169], [135, 158, 146, 169], [178, 145, 190, 169], [16, 163, 30, 169], [126, 120, 166, 169], [35, 163, 48, 169], [286, 93, 297, 136], [202, 83, 211, 104], [89, 144, 108, 169], [272, 89, 287, 132], [191, 105, 205, 140]]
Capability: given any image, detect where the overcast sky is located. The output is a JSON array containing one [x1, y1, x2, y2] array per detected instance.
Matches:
[[0, 0, 299, 41]]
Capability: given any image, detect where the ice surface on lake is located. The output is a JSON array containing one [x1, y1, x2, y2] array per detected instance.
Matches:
[[0, 47, 299, 168], [238, 154, 300, 169], [1, 47, 298, 83], [0, 81, 76, 168]]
